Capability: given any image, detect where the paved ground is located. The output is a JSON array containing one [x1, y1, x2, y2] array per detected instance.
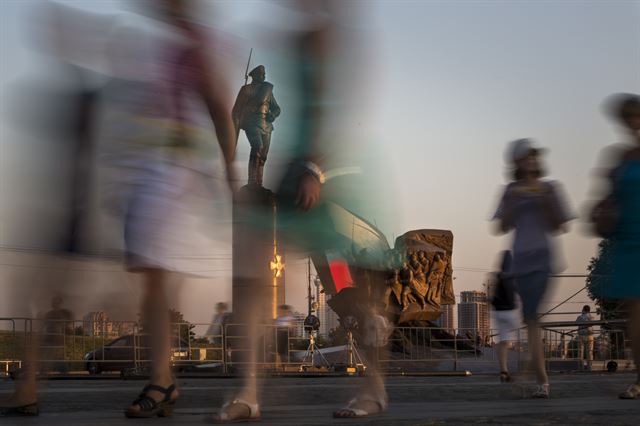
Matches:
[[1, 373, 640, 425]]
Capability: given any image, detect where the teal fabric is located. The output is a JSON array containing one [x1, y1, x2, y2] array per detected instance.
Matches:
[[607, 160, 640, 299]]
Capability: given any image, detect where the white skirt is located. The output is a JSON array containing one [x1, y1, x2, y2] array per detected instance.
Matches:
[[493, 309, 521, 343], [120, 154, 212, 273]]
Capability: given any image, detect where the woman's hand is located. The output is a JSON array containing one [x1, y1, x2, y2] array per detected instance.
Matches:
[[296, 173, 321, 211], [225, 164, 239, 193]]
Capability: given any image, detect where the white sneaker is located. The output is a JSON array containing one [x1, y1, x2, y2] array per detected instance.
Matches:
[[532, 384, 549, 399]]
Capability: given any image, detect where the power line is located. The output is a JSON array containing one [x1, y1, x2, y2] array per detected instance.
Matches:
[[0, 247, 233, 259], [453, 267, 589, 277], [538, 286, 587, 319]]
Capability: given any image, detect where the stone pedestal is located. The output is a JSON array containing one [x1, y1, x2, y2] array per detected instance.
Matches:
[[232, 185, 284, 324]]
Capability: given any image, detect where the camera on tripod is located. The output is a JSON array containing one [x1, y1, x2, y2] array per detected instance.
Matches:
[[299, 314, 329, 371], [303, 314, 320, 333]]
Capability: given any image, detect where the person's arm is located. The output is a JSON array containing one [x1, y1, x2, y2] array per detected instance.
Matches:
[[294, 23, 330, 211], [296, 170, 322, 210], [492, 184, 519, 234], [199, 66, 237, 183], [185, 25, 237, 190], [539, 182, 573, 233]]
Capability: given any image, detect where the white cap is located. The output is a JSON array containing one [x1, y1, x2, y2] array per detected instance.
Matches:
[[507, 138, 545, 164]]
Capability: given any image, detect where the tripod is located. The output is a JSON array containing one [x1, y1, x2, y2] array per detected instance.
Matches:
[[344, 330, 366, 373], [300, 330, 330, 371]]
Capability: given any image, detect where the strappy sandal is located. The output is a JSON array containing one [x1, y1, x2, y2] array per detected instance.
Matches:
[[500, 372, 513, 383], [206, 398, 261, 423], [124, 383, 178, 418], [0, 402, 39, 417], [333, 395, 388, 418], [619, 383, 640, 399]]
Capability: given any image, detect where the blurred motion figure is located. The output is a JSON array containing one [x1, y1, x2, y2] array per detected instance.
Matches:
[[490, 251, 518, 383], [591, 94, 640, 399], [210, 0, 390, 421], [576, 305, 594, 370], [493, 138, 573, 398], [114, 0, 237, 418], [0, 1, 109, 417]]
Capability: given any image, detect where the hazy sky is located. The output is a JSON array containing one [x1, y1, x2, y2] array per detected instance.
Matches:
[[1, 1, 639, 324], [371, 0, 640, 319]]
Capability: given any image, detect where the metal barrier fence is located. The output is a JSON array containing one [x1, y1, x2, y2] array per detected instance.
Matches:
[[379, 321, 634, 373], [0, 318, 634, 376], [538, 319, 633, 371]]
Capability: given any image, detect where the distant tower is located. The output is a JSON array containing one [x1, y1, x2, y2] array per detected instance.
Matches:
[[457, 291, 490, 340], [83, 311, 113, 337], [436, 303, 456, 333], [317, 291, 339, 338], [291, 311, 307, 337]]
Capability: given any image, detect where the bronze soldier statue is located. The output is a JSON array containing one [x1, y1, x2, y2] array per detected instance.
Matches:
[[232, 65, 281, 187]]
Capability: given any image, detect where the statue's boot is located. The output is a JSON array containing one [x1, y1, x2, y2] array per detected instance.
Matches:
[[256, 162, 264, 187], [248, 157, 259, 187]]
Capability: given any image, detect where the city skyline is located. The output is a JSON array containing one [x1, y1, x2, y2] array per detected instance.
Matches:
[[458, 290, 491, 340]]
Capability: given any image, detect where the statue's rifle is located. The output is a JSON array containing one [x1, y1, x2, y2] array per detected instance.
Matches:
[[235, 48, 253, 143], [244, 48, 253, 86]]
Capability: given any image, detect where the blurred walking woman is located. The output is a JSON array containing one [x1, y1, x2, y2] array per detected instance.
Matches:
[[593, 94, 640, 399], [101, 1, 237, 418], [493, 139, 573, 398]]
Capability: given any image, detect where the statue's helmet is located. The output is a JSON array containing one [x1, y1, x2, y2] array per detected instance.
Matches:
[[249, 65, 266, 78]]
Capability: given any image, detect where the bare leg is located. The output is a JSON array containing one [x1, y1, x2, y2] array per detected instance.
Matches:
[[578, 336, 585, 362], [126, 269, 178, 414], [361, 344, 387, 408], [334, 311, 388, 418], [210, 282, 261, 421], [212, 338, 259, 421], [334, 344, 386, 417], [526, 320, 548, 385], [497, 341, 509, 373], [238, 319, 259, 402], [1, 257, 77, 411], [0, 335, 38, 409]]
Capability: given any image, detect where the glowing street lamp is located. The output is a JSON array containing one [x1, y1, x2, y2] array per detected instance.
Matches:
[[270, 254, 285, 278]]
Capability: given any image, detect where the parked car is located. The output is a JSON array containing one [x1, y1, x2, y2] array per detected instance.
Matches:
[[84, 334, 191, 374]]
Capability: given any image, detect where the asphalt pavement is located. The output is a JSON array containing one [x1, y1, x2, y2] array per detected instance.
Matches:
[[1, 373, 640, 425]]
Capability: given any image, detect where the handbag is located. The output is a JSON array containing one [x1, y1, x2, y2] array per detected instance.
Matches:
[[590, 194, 619, 238]]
